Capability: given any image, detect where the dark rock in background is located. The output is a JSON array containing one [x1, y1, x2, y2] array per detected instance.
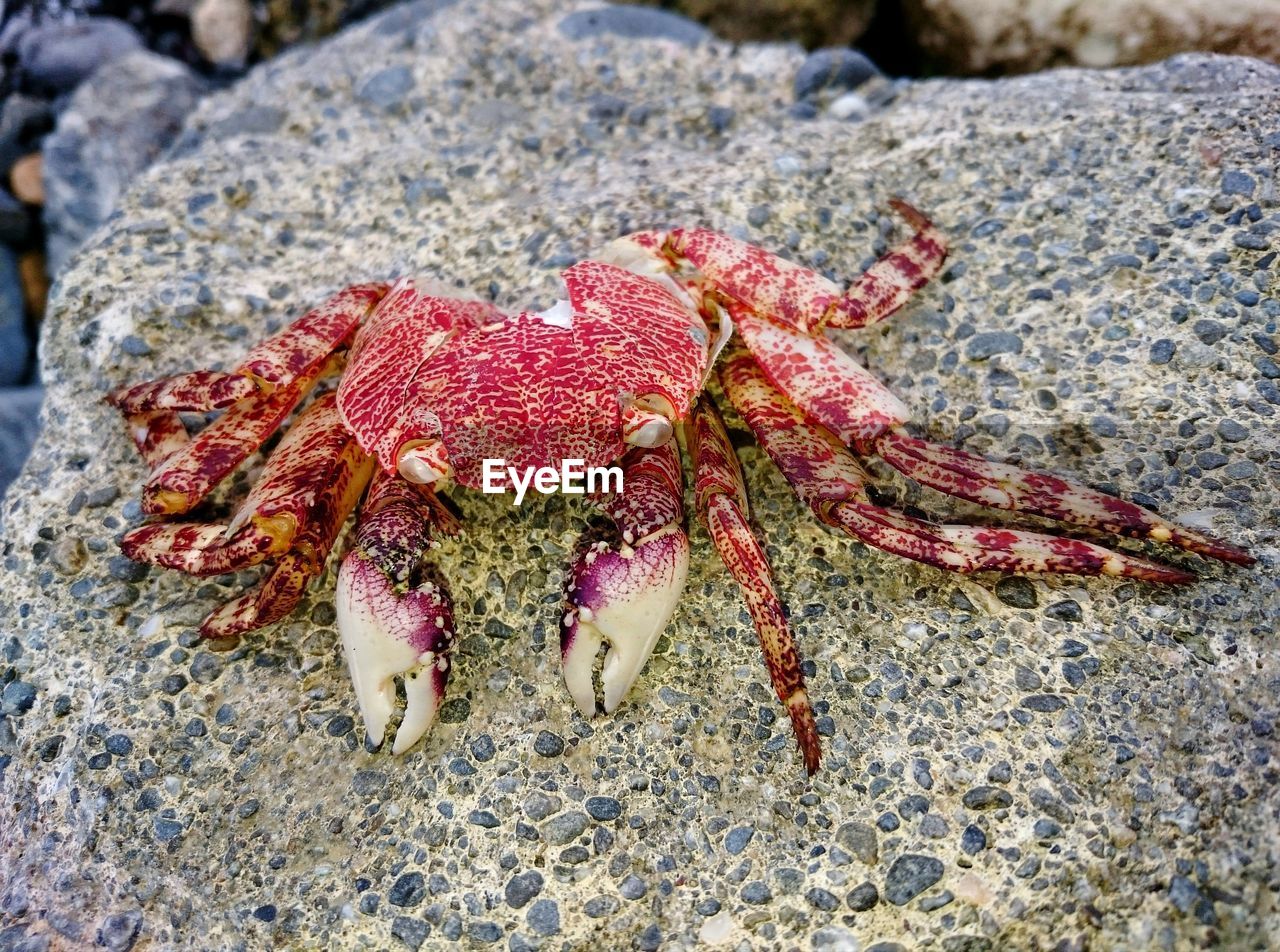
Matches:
[[43, 49, 206, 273]]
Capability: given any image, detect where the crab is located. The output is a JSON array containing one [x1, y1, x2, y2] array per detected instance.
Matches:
[[107, 201, 1252, 775]]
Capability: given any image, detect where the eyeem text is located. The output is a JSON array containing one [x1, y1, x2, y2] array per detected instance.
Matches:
[[482, 459, 623, 505]]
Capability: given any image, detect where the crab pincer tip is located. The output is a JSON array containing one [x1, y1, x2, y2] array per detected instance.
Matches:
[[561, 527, 690, 717]]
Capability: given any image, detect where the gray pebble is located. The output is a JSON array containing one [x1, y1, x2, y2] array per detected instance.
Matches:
[[95, 910, 143, 952], [153, 818, 183, 842], [2, 681, 36, 715], [619, 875, 647, 900], [965, 331, 1022, 360], [835, 821, 878, 864], [794, 49, 880, 101], [1021, 694, 1067, 713], [525, 898, 559, 936], [584, 895, 619, 917], [725, 826, 754, 854], [467, 921, 501, 944], [544, 810, 588, 845], [962, 786, 1013, 810], [585, 796, 621, 821], [741, 881, 772, 904], [1194, 319, 1227, 345], [846, 881, 879, 911], [960, 824, 986, 854], [533, 730, 564, 757], [390, 916, 429, 950], [883, 854, 944, 905], [995, 577, 1038, 608], [806, 887, 839, 911], [1221, 170, 1255, 196], [504, 870, 543, 909], [1217, 419, 1248, 442], [389, 872, 426, 907], [358, 66, 415, 111], [1149, 338, 1175, 364], [557, 7, 710, 46]]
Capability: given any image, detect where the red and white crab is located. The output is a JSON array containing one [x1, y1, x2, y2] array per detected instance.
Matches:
[[108, 201, 1252, 774]]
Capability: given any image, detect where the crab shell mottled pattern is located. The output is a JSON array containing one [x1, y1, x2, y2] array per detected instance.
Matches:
[[336, 261, 711, 487]]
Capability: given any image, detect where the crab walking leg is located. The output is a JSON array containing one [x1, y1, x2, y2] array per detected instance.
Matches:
[[122, 391, 362, 574], [336, 471, 458, 754], [718, 343, 1198, 584], [734, 308, 1253, 566], [126, 410, 190, 468], [138, 355, 340, 515], [562, 442, 691, 718], [690, 397, 821, 775], [660, 199, 945, 335], [107, 284, 389, 414], [202, 401, 376, 638], [868, 431, 1255, 566]]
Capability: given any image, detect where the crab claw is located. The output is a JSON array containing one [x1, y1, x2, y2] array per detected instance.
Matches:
[[561, 442, 690, 716], [335, 472, 457, 754], [562, 524, 690, 716]]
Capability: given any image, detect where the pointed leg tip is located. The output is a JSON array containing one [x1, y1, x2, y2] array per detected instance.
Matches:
[[785, 692, 822, 777]]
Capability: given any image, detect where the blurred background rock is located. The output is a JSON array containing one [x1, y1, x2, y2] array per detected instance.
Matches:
[[0, 0, 1276, 500]]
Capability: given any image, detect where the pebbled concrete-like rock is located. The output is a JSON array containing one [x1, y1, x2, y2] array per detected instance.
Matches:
[[1, 2, 1277, 949]]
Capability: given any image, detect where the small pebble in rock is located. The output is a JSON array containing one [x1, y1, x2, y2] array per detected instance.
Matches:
[[995, 577, 1038, 608], [965, 331, 1022, 360], [533, 730, 564, 757], [525, 898, 559, 936], [846, 881, 879, 911], [883, 854, 944, 905], [962, 786, 1012, 810], [585, 796, 621, 821], [807, 887, 839, 911], [504, 870, 543, 909], [793, 48, 880, 101], [389, 872, 426, 908], [960, 824, 987, 854]]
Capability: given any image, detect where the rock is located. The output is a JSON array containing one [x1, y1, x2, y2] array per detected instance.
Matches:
[[902, 0, 1280, 75], [0, 95, 53, 185], [43, 51, 206, 275], [0, 387, 42, 494], [12, 18, 144, 96], [0, 247, 30, 387], [884, 854, 945, 905], [0, 3, 1275, 950], [647, 0, 877, 47], [192, 0, 253, 68], [794, 48, 882, 101]]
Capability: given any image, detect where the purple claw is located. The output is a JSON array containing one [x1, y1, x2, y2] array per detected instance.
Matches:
[[561, 524, 689, 716], [335, 473, 456, 754]]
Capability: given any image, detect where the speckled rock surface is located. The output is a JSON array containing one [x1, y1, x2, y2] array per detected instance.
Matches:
[[2, 3, 1278, 948]]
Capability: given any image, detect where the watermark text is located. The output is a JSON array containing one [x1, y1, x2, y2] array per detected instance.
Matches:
[[482, 459, 623, 505]]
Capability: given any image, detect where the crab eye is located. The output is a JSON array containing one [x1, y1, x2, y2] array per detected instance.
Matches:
[[621, 396, 675, 448], [397, 439, 452, 485]]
